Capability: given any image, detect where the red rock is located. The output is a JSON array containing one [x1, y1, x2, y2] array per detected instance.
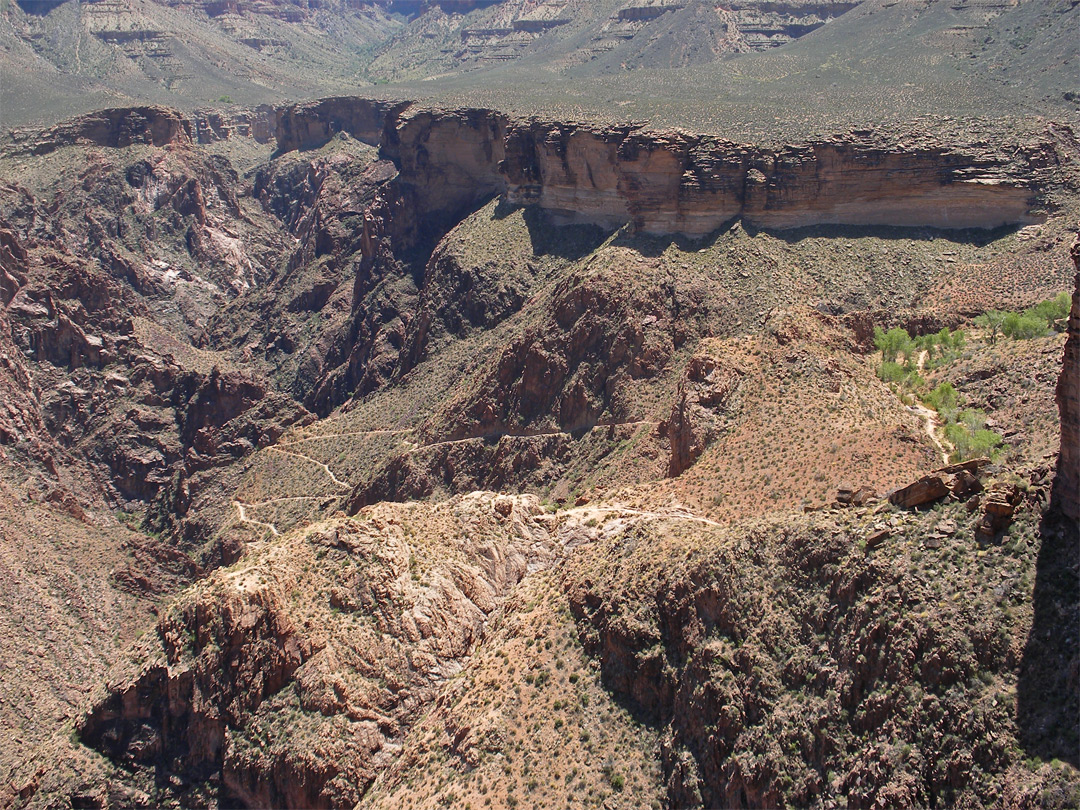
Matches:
[[889, 474, 951, 508], [1054, 234, 1079, 521]]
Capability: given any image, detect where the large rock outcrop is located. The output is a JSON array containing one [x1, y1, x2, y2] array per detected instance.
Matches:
[[274, 97, 407, 155], [567, 497, 1065, 809], [26, 107, 192, 156], [274, 97, 1066, 238], [74, 494, 556, 810], [1055, 234, 1080, 521]]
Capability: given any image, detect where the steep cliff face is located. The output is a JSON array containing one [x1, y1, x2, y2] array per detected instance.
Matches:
[[1055, 234, 1079, 520], [275, 98, 1062, 237], [24, 106, 192, 156], [274, 97, 407, 155], [503, 122, 1051, 234]]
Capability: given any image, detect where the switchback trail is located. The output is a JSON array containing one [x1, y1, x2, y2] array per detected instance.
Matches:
[[276, 428, 415, 446], [566, 503, 723, 529], [233, 500, 279, 537], [267, 445, 351, 490], [404, 421, 659, 456]]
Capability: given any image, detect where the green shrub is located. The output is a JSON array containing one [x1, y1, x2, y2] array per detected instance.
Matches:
[[1028, 292, 1071, 330], [1002, 311, 1048, 340], [945, 420, 1002, 461], [969, 429, 1004, 458], [924, 382, 959, 421], [877, 362, 923, 388], [877, 361, 908, 383], [977, 294, 1068, 343], [974, 310, 1009, 344]]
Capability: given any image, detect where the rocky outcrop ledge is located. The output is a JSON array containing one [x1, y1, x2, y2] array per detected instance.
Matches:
[[273, 97, 1066, 237]]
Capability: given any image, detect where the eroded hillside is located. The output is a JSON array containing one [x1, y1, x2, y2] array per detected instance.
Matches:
[[0, 95, 1077, 808]]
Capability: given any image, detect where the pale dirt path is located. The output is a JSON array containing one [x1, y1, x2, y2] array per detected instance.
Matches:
[[267, 445, 351, 490], [277, 428, 415, 446], [233, 501, 280, 537], [914, 349, 952, 466], [243, 495, 339, 506], [911, 402, 951, 466], [403, 421, 659, 456]]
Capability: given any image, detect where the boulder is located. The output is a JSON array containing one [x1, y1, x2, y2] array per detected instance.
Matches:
[[976, 483, 1023, 540], [889, 474, 951, 508], [888, 458, 990, 508]]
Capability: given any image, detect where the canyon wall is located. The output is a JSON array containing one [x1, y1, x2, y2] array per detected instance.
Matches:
[[25, 106, 192, 156], [272, 97, 1060, 237], [1056, 234, 1079, 521]]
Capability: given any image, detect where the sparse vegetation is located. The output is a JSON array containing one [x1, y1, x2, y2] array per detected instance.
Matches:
[[975, 293, 1070, 344], [1, 3, 1076, 805]]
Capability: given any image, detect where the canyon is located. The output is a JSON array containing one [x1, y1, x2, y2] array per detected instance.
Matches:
[[0, 92, 1075, 809], [0, 0, 1078, 807]]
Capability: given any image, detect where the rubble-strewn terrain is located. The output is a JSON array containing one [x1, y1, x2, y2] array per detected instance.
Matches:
[[0, 0, 1078, 807]]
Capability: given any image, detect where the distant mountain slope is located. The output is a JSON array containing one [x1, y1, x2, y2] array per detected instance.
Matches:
[[408, 0, 1079, 139], [365, 0, 862, 83], [2, 0, 1076, 132], [0, 0, 401, 126]]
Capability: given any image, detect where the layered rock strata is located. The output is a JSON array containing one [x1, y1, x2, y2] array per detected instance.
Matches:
[[274, 98, 1061, 237], [25, 107, 192, 156]]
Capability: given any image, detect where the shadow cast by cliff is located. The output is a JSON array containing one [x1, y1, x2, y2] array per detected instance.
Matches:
[[493, 200, 610, 261], [1016, 500, 1079, 766], [743, 220, 1023, 247]]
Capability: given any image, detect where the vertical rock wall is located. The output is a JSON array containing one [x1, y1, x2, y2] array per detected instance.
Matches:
[[1056, 233, 1080, 521]]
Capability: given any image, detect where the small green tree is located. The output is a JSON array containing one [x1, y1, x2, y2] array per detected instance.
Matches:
[[1002, 311, 1048, 340], [959, 408, 988, 433], [925, 382, 959, 422], [1029, 292, 1071, 330], [874, 326, 914, 364], [974, 310, 1009, 344]]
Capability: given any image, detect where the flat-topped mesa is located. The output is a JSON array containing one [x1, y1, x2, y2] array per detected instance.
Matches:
[[27, 106, 192, 156], [273, 99, 1060, 236]]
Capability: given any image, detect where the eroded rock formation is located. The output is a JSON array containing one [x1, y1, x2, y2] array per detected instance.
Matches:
[[75, 493, 556, 810], [26, 107, 193, 156], [1055, 233, 1080, 520], [272, 97, 1062, 237]]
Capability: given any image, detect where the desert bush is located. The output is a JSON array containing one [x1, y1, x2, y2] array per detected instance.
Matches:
[[944, 417, 1003, 461], [974, 310, 1009, 344], [924, 382, 959, 422], [1028, 292, 1071, 331], [1002, 311, 1048, 340]]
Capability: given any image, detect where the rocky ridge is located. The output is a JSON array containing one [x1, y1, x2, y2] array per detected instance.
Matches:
[[70, 493, 558, 809]]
